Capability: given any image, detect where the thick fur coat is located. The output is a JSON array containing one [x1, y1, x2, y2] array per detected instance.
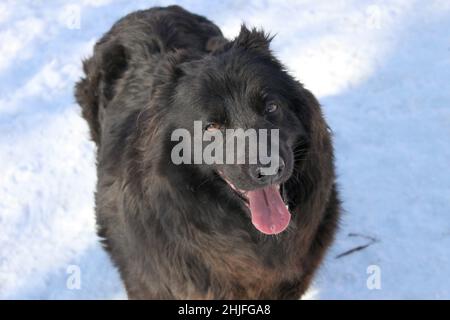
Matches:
[[75, 5, 340, 299]]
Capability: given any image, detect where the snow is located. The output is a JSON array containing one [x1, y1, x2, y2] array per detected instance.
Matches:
[[1, 0, 449, 299]]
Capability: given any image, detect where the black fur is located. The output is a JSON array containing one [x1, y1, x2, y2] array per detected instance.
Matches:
[[75, 5, 340, 299]]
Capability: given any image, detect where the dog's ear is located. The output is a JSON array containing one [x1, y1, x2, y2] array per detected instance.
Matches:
[[151, 49, 199, 93], [98, 43, 129, 102], [232, 25, 274, 54], [75, 42, 129, 144]]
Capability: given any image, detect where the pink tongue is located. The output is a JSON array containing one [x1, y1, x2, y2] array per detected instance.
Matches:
[[247, 185, 291, 235]]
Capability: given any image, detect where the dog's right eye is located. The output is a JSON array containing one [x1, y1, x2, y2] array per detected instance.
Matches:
[[265, 103, 279, 114], [205, 122, 221, 131]]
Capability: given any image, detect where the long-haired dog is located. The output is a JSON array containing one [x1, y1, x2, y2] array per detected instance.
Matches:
[[75, 5, 340, 299]]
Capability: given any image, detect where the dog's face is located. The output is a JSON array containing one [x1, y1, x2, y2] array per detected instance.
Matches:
[[167, 28, 309, 234], [183, 57, 304, 190]]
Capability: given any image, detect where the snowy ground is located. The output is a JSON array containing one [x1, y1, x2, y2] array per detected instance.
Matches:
[[1, 0, 449, 299]]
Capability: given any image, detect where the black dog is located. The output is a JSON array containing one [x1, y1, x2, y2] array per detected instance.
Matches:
[[75, 5, 340, 299]]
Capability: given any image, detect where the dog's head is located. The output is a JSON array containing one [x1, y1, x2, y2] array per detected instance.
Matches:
[[163, 26, 316, 234]]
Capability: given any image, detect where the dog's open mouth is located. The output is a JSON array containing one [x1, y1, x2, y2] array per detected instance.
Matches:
[[217, 172, 291, 235]]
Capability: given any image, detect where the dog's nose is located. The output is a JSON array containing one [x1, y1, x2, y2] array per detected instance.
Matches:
[[249, 158, 285, 184]]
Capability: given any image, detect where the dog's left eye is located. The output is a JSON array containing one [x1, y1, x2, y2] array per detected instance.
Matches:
[[265, 103, 279, 114], [205, 122, 221, 131]]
